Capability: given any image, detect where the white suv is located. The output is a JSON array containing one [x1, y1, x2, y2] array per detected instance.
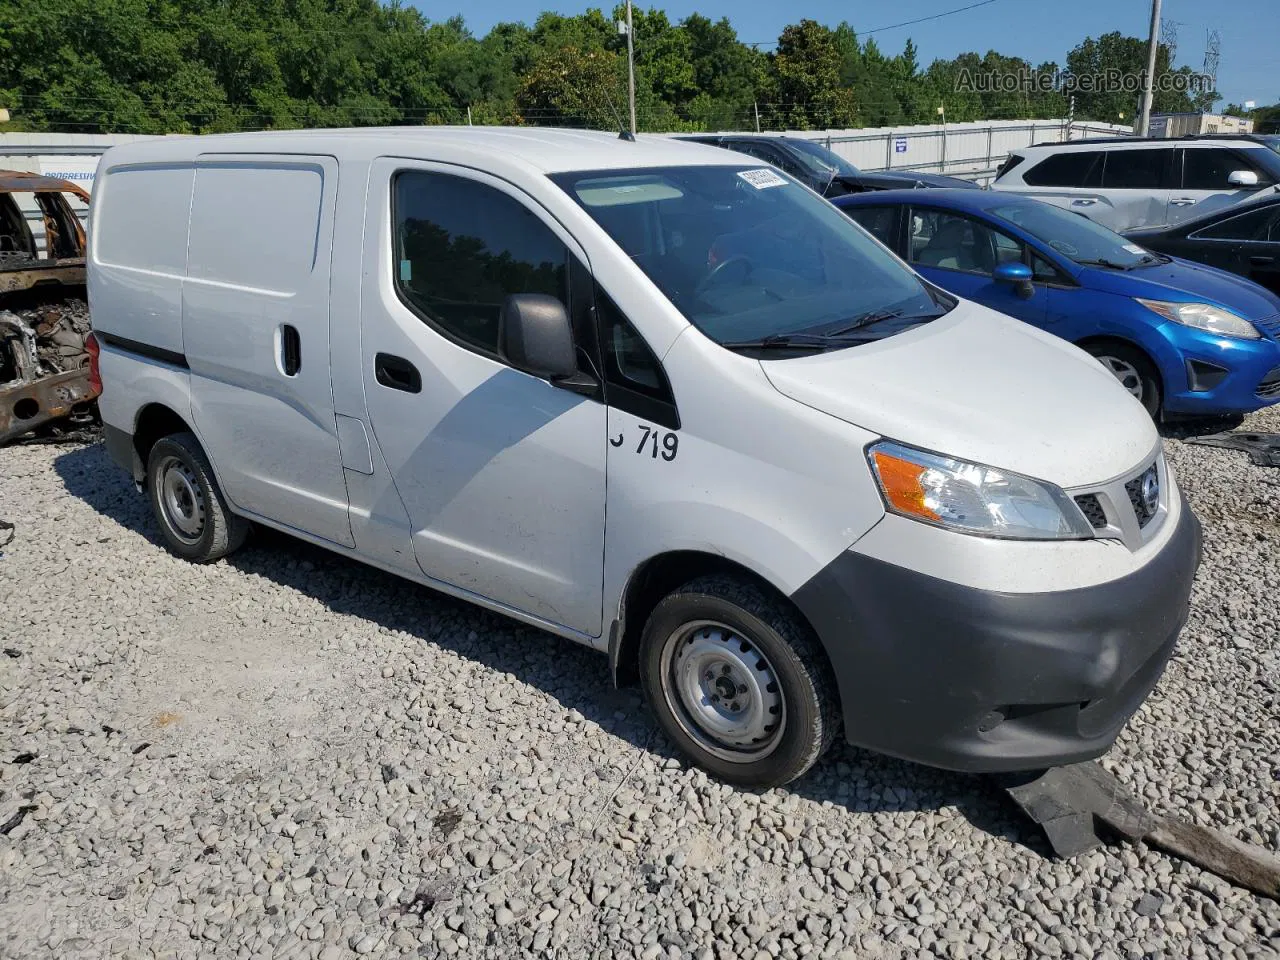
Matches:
[[991, 137, 1280, 232]]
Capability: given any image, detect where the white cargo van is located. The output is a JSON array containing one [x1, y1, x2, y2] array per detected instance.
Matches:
[[87, 129, 1202, 787]]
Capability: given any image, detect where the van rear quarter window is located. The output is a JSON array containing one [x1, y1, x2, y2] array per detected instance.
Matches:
[[187, 162, 323, 292], [94, 165, 194, 275]]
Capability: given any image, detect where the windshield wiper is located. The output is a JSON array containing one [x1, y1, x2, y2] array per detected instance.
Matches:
[[1137, 251, 1172, 265], [721, 331, 875, 352], [1076, 257, 1133, 271], [723, 308, 941, 353], [825, 308, 906, 334], [823, 308, 942, 336]]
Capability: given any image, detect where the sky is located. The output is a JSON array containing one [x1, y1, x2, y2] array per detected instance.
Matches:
[[410, 0, 1278, 110]]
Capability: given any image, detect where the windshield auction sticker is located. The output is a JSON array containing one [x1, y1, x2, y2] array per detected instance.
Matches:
[[738, 168, 788, 189]]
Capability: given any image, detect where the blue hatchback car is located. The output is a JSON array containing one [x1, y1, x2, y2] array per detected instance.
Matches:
[[834, 189, 1280, 417]]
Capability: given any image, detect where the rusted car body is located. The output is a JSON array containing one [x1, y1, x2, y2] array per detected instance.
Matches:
[[0, 170, 99, 442]]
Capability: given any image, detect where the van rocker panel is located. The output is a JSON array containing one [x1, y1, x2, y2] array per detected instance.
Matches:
[[791, 493, 1202, 772]]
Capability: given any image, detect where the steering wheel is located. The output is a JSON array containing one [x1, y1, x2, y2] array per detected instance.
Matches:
[[694, 255, 753, 300]]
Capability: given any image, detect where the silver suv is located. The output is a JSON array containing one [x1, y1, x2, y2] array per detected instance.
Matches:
[[991, 137, 1280, 232]]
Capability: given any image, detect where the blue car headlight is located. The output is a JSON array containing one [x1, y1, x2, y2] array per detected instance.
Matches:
[[1135, 299, 1261, 340]]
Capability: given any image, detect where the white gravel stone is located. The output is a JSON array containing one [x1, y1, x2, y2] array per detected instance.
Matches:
[[1, 412, 1279, 959]]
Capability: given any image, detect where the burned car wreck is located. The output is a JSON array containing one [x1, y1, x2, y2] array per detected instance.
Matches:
[[0, 170, 100, 443]]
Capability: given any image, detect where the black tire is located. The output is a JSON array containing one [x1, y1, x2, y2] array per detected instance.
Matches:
[[1083, 341, 1162, 418], [639, 574, 840, 788], [146, 432, 248, 562]]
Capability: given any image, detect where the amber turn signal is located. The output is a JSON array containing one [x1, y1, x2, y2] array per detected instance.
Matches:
[[871, 449, 940, 521]]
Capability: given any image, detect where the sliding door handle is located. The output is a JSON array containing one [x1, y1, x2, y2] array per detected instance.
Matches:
[[280, 324, 301, 376], [374, 353, 421, 393]]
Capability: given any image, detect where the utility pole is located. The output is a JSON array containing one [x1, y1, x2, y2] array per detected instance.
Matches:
[[625, 0, 637, 136], [937, 104, 946, 172], [1137, 0, 1162, 136]]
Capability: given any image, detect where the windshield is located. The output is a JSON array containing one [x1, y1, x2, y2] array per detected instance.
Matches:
[[1257, 135, 1280, 157], [784, 139, 861, 177], [552, 165, 947, 347], [989, 200, 1156, 269]]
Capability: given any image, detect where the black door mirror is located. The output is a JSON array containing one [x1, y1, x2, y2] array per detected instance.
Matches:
[[498, 294, 596, 394]]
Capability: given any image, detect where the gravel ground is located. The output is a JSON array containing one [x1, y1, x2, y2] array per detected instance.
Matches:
[[1, 409, 1278, 960]]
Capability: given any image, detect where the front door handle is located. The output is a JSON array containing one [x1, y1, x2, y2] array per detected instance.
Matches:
[[1170, 197, 1198, 206], [280, 324, 301, 376], [1249, 255, 1276, 266], [374, 353, 421, 393], [1071, 198, 1097, 206]]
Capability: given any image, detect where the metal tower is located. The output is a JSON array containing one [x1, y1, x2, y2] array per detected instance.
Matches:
[[1202, 29, 1221, 90], [1160, 18, 1178, 64]]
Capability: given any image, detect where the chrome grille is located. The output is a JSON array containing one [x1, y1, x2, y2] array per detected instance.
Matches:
[[1074, 494, 1108, 529], [1124, 463, 1160, 528], [1070, 452, 1166, 549]]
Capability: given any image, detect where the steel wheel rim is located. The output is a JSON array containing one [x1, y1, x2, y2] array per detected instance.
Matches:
[[659, 619, 785, 763], [1097, 355, 1144, 401], [156, 455, 206, 544]]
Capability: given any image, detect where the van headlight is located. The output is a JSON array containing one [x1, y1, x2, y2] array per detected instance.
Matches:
[[1135, 299, 1260, 340], [868, 441, 1094, 540]]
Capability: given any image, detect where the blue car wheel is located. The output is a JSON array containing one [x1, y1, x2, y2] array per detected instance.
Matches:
[[1083, 342, 1162, 418]]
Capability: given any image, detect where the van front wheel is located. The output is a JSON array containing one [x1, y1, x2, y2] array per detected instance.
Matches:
[[146, 432, 248, 563], [639, 575, 839, 788]]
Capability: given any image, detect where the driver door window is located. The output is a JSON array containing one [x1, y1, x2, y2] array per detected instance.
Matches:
[[393, 171, 569, 357], [908, 210, 1022, 276]]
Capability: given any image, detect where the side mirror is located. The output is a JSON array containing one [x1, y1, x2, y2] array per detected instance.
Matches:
[[994, 262, 1035, 299], [1227, 170, 1260, 188], [498, 293, 596, 393]]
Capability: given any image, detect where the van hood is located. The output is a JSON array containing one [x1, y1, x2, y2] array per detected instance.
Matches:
[[1080, 257, 1280, 323], [761, 303, 1157, 489]]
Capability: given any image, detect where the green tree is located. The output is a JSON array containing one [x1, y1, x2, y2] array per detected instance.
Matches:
[[765, 19, 858, 130], [682, 14, 763, 129], [0, 1, 1191, 138], [619, 6, 696, 113], [1066, 31, 1192, 123], [516, 44, 623, 128]]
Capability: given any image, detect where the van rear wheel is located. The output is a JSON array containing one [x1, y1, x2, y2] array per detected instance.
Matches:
[[146, 432, 248, 563], [639, 574, 839, 788]]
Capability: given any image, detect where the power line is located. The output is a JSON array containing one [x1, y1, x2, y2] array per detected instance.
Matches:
[[861, 0, 1004, 36], [740, 0, 1003, 48]]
